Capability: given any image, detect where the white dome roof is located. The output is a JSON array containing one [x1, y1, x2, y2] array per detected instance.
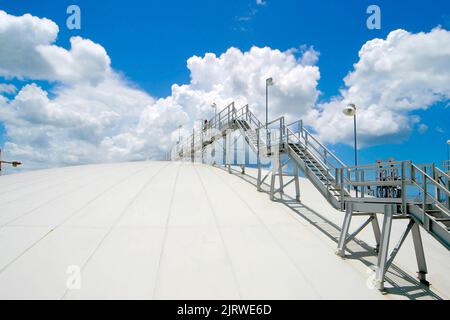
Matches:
[[0, 161, 448, 299]]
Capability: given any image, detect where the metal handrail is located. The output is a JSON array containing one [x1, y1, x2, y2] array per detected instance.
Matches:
[[435, 166, 450, 181], [301, 127, 346, 168], [287, 127, 333, 177], [336, 160, 450, 216], [411, 163, 450, 198], [286, 121, 346, 175]]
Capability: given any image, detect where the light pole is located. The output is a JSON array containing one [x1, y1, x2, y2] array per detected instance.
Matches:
[[0, 149, 22, 176], [196, 119, 204, 163], [211, 103, 217, 120], [265, 77, 274, 128], [447, 140, 450, 161], [446, 140, 450, 171], [343, 103, 358, 167], [177, 125, 182, 144], [343, 103, 358, 196]]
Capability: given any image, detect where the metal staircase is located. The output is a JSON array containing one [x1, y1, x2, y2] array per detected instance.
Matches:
[[169, 103, 450, 291]]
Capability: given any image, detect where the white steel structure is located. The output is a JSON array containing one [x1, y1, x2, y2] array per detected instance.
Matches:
[[170, 103, 450, 291], [0, 104, 448, 299]]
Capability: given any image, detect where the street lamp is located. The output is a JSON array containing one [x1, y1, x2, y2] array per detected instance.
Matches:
[[265, 77, 274, 128], [0, 149, 22, 176], [196, 119, 204, 163], [211, 103, 217, 119], [446, 140, 450, 171], [447, 140, 450, 161], [343, 103, 358, 196], [177, 125, 183, 144]]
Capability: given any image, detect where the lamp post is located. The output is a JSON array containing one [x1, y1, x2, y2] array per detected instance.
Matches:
[[265, 77, 274, 129], [196, 119, 204, 163], [177, 125, 182, 144], [446, 140, 450, 171], [447, 140, 450, 161], [0, 149, 22, 176], [211, 103, 217, 120], [343, 103, 358, 196]]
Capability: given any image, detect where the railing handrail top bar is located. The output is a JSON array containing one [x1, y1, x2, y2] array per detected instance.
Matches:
[[235, 104, 249, 112], [285, 127, 344, 169], [342, 160, 413, 170], [435, 166, 450, 180], [216, 102, 235, 115], [410, 173, 450, 198], [286, 119, 302, 127], [299, 126, 346, 167], [266, 116, 285, 126]]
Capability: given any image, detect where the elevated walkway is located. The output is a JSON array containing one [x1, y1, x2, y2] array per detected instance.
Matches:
[[170, 103, 450, 291]]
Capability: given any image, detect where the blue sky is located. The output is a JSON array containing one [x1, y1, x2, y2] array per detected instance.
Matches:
[[0, 0, 449, 168]]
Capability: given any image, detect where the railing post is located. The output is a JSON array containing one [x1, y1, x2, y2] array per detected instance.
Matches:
[[355, 169, 359, 198], [298, 120, 302, 141], [361, 171, 365, 198], [423, 174, 428, 229], [257, 128, 262, 191], [447, 173, 450, 210], [401, 162, 406, 215], [346, 169, 351, 193], [340, 169, 345, 210], [192, 129, 195, 163], [431, 163, 440, 203]]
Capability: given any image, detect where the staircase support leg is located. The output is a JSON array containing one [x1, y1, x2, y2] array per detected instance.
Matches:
[[225, 133, 232, 174], [375, 204, 394, 291], [222, 135, 227, 170], [256, 128, 262, 192], [270, 167, 276, 201], [257, 164, 262, 191], [371, 214, 381, 253], [337, 203, 353, 257], [278, 155, 284, 199], [294, 162, 300, 201], [411, 221, 429, 286]]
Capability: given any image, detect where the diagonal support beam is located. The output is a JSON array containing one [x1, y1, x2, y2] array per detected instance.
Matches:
[[343, 216, 374, 246]]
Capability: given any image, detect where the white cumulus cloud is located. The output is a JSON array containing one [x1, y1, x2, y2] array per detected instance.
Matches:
[[0, 9, 449, 171], [307, 28, 450, 147], [0, 10, 319, 170], [185, 46, 320, 122], [0, 10, 110, 85]]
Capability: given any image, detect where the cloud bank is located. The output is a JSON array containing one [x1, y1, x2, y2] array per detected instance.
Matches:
[[307, 28, 450, 146], [0, 10, 449, 170]]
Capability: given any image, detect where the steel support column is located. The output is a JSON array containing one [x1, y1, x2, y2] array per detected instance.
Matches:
[[294, 161, 300, 201], [337, 203, 353, 257], [411, 221, 428, 285], [374, 204, 394, 291]]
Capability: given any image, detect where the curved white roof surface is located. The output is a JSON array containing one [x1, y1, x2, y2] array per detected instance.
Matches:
[[0, 161, 448, 300]]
